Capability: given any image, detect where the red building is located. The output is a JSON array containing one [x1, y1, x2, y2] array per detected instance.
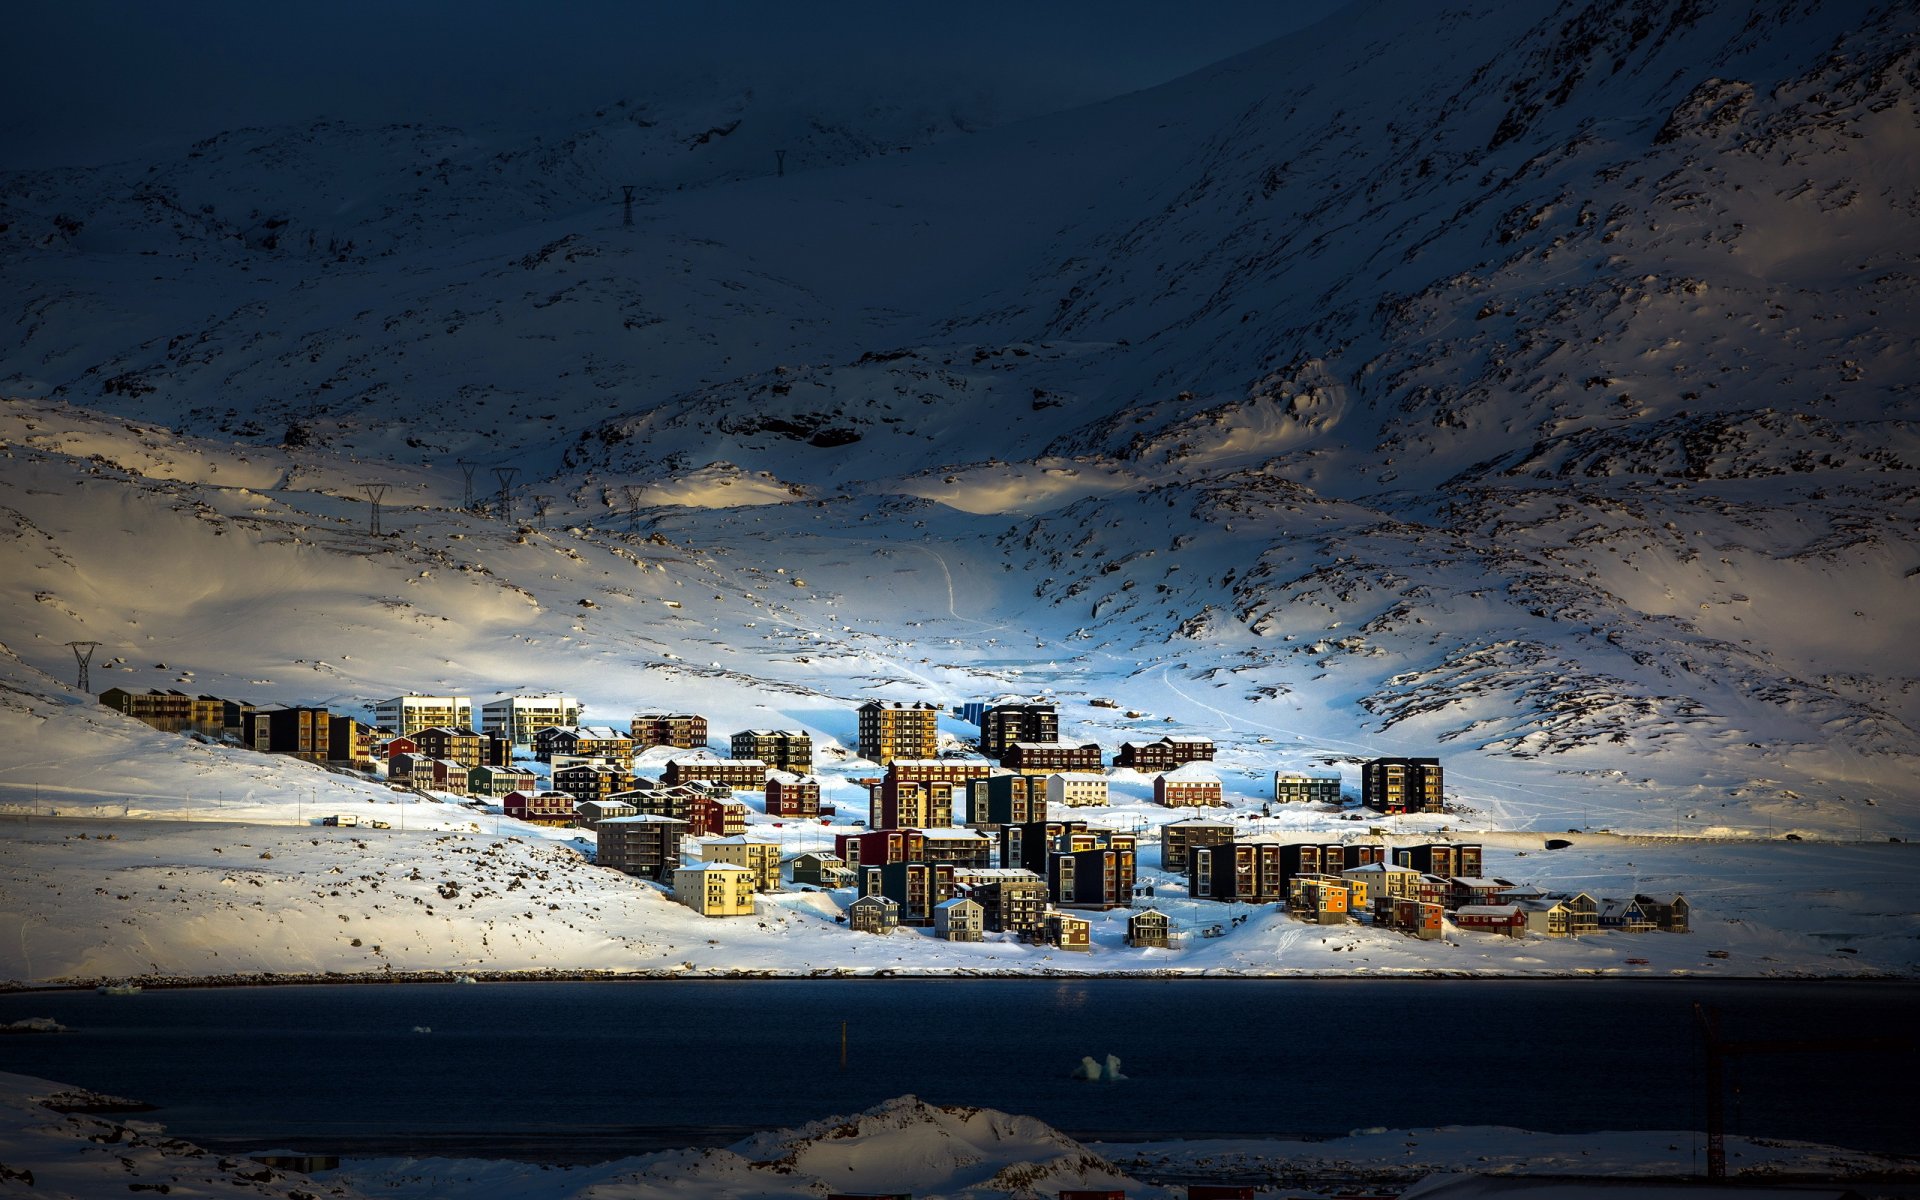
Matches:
[[690, 796, 749, 838], [764, 771, 822, 818], [1453, 904, 1525, 936], [836, 828, 928, 869], [504, 790, 577, 824]]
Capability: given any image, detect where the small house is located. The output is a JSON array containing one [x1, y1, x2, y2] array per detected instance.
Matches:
[[847, 893, 900, 934], [932, 897, 985, 942], [1043, 910, 1092, 951], [1154, 764, 1224, 808], [700, 835, 783, 892], [1046, 772, 1109, 809], [791, 851, 856, 888], [503, 789, 577, 824], [1636, 893, 1690, 933], [1453, 904, 1526, 937], [1127, 908, 1172, 948]]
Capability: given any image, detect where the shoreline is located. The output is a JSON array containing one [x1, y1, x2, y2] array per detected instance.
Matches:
[[4, 965, 1910, 993]]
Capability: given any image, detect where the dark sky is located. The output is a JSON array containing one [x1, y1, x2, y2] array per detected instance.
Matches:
[[5, 1, 1351, 169]]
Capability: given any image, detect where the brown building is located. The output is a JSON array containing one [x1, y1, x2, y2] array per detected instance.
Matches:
[[1001, 740, 1103, 775], [966, 773, 1048, 830], [857, 700, 939, 764], [412, 725, 488, 767], [869, 776, 959, 829], [1127, 908, 1172, 948], [535, 725, 634, 763], [1115, 736, 1216, 772], [1190, 841, 1288, 903], [662, 756, 768, 790], [630, 712, 709, 750], [328, 716, 378, 768], [885, 757, 994, 786], [1160, 816, 1235, 873], [99, 688, 228, 734], [504, 789, 577, 824], [730, 729, 813, 774], [1154, 764, 1225, 807], [1363, 757, 1444, 814], [861, 860, 955, 925], [596, 814, 687, 880], [764, 771, 822, 818], [1044, 910, 1092, 951]]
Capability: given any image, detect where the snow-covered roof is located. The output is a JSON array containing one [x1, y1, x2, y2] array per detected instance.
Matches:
[[1158, 763, 1221, 782], [1343, 861, 1420, 875], [954, 868, 1045, 883], [675, 861, 752, 874], [1046, 772, 1107, 784], [887, 757, 992, 769], [1456, 904, 1522, 917], [1009, 740, 1098, 752], [911, 827, 989, 841], [1450, 876, 1514, 888], [766, 770, 821, 786], [934, 897, 980, 911], [597, 814, 687, 825], [575, 726, 629, 740], [849, 893, 898, 906], [1274, 770, 1342, 779], [1159, 815, 1233, 827], [702, 834, 780, 846]]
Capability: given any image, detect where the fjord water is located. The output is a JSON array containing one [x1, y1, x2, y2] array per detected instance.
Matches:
[[3, 979, 1914, 1159]]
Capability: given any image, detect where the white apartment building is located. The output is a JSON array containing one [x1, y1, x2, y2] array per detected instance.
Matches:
[[481, 694, 583, 744], [1046, 772, 1110, 808], [372, 694, 474, 737]]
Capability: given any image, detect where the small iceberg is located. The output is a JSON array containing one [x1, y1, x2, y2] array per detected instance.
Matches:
[[452, 974, 477, 984], [98, 983, 141, 996], [412, 1025, 432, 1034], [2, 1017, 68, 1034], [1071, 1054, 1127, 1082]]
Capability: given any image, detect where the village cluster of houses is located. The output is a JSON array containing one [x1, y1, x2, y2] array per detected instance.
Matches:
[[99, 690, 1685, 948]]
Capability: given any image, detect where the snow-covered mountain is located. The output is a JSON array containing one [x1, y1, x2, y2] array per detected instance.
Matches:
[[3, 0, 1918, 833]]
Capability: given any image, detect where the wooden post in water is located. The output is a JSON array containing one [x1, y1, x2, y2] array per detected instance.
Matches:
[[840, 1020, 847, 1070]]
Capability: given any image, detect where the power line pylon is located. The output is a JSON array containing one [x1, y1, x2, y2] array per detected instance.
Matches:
[[622, 184, 636, 227], [492, 467, 520, 523], [456, 460, 478, 510], [532, 495, 552, 529], [66, 641, 100, 692], [359, 483, 390, 536]]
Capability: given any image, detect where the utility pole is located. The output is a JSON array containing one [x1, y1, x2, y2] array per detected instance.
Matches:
[[358, 483, 390, 536], [66, 641, 100, 692], [1694, 1003, 1909, 1179], [622, 184, 635, 227], [492, 467, 520, 523], [456, 460, 478, 511]]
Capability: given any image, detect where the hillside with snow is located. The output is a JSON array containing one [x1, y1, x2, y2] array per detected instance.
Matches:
[[0, 0, 1917, 985]]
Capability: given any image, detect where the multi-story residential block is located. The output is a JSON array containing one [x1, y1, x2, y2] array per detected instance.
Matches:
[[847, 893, 900, 934], [1114, 736, 1215, 772], [328, 716, 379, 768], [1155, 764, 1225, 807], [480, 695, 582, 745], [99, 688, 229, 734], [1049, 844, 1135, 910], [1044, 910, 1091, 951], [380, 734, 418, 760], [1045, 772, 1108, 809], [730, 729, 814, 774], [1127, 908, 1172, 948], [860, 861, 955, 926], [690, 796, 749, 838], [1275, 841, 1386, 884], [1340, 861, 1423, 906], [978, 703, 1059, 758], [534, 726, 633, 763], [933, 897, 985, 942], [967, 773, 1048, 829], [792, 851, 856, 888], [674, 862, 756, 917], [1635, 893, 1690, 933], [412, 726, 488, 767], [504, 789, 576, 823], [835, 829, 928, 870], [596, 814, 687, 880], [700, 835, 783, 892], [663, 756, 768, 790], [610, 785, 682, 821], [885, 758, 995, 786], [1159, 816, 1235, 873], [914, 826, 994, 869], [1002, 740, 1103, 775], [468, 764, 537, 799], [999, 820, 1085, 875], [1274, 771, 1344, 805], [630, 712, 709, 750], [1190, 842, 1287, 903], [553, 763, 637, 806], [250, 706, 333, 762], [1392, 843, 1484, 879], [373, 695, 474, 738], [857, 700, 939, 764], [869, 776, 959, 830], [1362, 757, 1444, 814], [764, 771, 822, 818], [1449, 876, 1518, 909], [954, 868, 1050, 936]]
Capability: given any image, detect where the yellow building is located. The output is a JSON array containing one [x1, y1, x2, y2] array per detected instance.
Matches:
[[672, 863, 757, 917], [857, 700, 939, 764], [699, 835, 783, 892]]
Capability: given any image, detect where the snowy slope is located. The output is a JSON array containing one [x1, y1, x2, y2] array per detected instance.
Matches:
[[0, 1, 1918, 984]]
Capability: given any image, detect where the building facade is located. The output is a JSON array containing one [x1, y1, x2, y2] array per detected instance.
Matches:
[[1002, 740, 1103, 775], [1160, 817, 1235, 873], [856, 700, 939, 764], [99, 688, 228, 734], [480, 695, 582, 745], [1114, 736, 1216, 771], [596, 814, 687, 879], [673, 862, 756, 917], [764, 771, 822, 818], [1155, 765, 1225, 807], [1274, 771, 1343, 805], [978, 703, 1059, 758], [630, 712, 709, 750], [954, 869, 1050, 936], [1362, 757, 1444, 814], [729, 729, 814, 774], [933, 897, 985, 942], [373, 695, 474, 738], [966, 773, 1049, 829], [1046, 772, 1109, 809], [700, 836, 783, 892]]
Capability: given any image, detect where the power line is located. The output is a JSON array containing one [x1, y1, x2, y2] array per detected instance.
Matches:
[[492, 467, 521, 523], [455, 459, 478, 510], [358, 483, 390, 536], [66, 641, 100, 692]]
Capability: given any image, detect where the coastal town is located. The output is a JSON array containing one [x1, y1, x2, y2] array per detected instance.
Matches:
[[95, 686, 1691, 955]]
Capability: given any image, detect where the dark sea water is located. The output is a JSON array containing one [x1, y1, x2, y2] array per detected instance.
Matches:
[[1, 979, 1914, 1161]]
